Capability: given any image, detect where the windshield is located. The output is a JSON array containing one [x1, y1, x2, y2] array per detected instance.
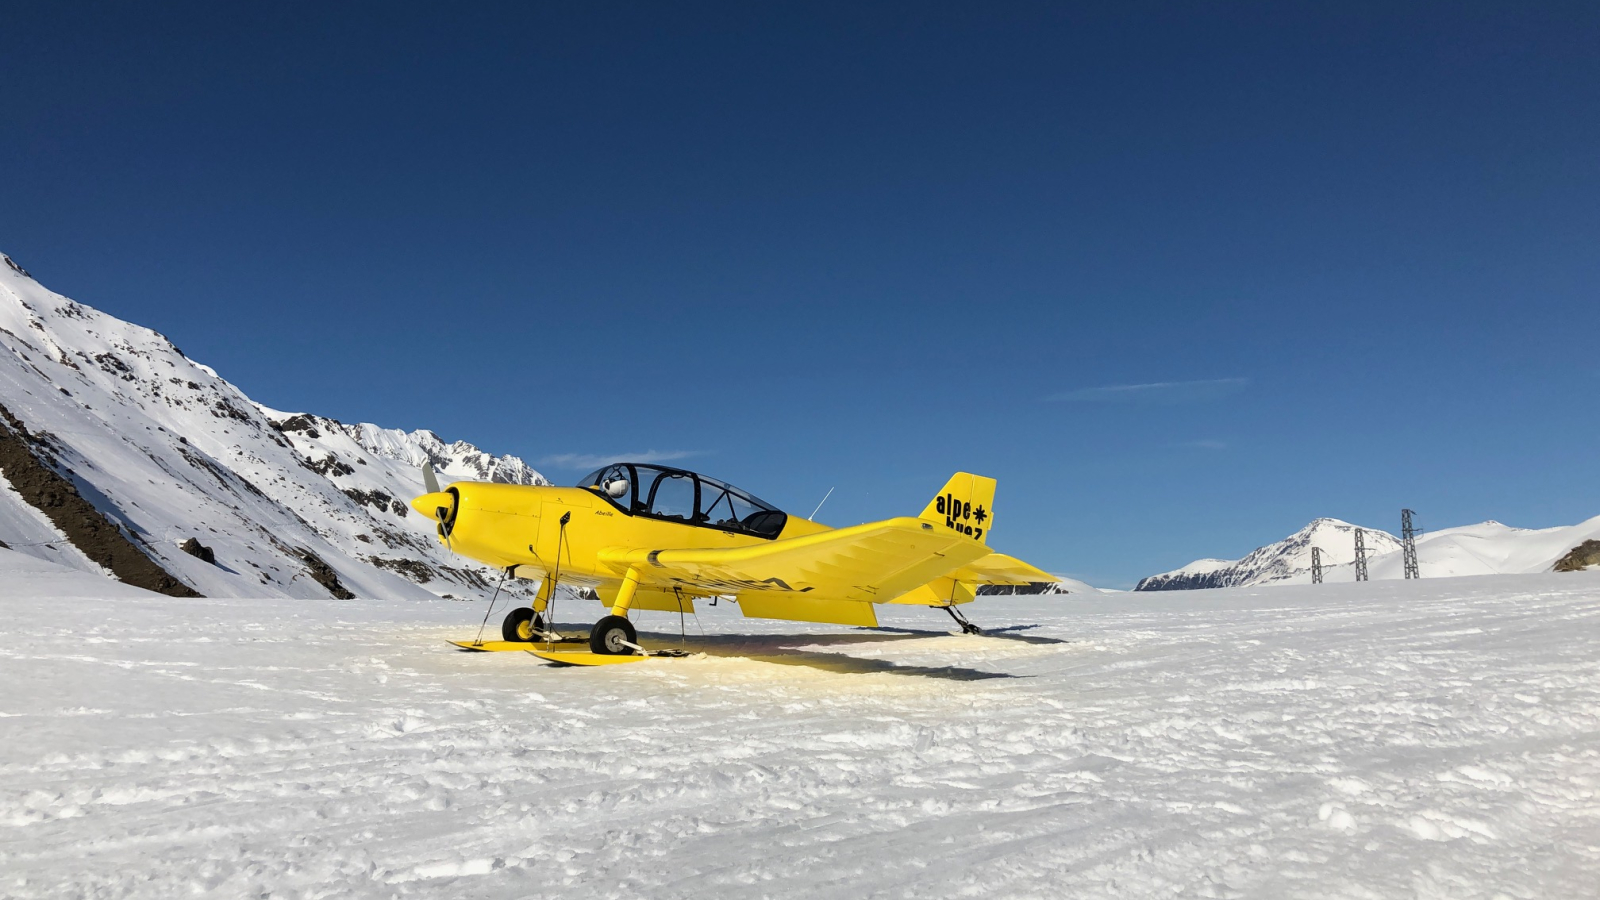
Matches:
[[578, 464, 787, 538]]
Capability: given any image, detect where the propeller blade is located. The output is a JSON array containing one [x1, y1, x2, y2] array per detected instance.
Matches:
[[423, 463, 440, 494]]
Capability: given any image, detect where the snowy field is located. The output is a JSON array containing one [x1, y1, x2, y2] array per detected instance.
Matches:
[[3, 550, 1598, 899]]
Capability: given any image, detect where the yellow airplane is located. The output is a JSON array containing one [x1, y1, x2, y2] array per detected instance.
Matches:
[[411, 463, 1056, 662]]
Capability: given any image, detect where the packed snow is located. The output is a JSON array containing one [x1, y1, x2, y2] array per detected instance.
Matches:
[[4, 546, 1597, 898]]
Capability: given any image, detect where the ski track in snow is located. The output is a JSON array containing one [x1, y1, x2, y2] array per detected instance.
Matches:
[[3, 569, 1599, 899]]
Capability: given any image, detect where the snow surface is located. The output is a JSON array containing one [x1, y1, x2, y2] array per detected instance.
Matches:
[[4, 550, 1598, 898]]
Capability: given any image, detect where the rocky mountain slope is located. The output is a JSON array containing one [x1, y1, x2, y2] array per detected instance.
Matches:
[[0, 252, 543, 601], [1139, 515, 1600, 590]]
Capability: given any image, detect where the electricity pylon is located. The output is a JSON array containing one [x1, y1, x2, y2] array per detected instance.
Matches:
[[1311, 546, 1323, 584], [1353, 529, 1369, 582], [1401, 508, 1420, 579]]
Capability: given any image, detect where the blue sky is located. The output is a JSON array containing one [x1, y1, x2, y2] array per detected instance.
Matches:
[[3, 3, 1597, 587]]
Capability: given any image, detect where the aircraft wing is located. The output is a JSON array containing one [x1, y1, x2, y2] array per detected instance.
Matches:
[[948, 552, 1058, 586], [596, 516, 993, 604]]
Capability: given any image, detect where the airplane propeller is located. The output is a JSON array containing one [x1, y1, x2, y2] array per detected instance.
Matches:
[[413, 463, 457, 549]]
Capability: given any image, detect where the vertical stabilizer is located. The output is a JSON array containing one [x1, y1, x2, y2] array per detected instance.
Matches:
[[919, 472, 997, 544]]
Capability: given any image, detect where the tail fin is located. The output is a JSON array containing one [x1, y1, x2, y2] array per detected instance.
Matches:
[[919, 472, 997, 544]]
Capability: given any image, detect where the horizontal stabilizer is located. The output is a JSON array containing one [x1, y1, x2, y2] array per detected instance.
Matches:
[[889, 554, 1057, 607], [950, 552, 1057, 586]]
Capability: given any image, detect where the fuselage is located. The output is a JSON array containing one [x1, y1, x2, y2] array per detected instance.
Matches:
[[413, 475, 830, 593]]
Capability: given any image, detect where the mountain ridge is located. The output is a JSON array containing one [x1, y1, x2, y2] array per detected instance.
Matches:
[[1138, 515, 1600, 590], [0, 252, 542, 601]]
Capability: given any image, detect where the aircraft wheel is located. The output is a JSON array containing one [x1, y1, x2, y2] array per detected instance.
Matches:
[[590, 615, 638, 655], [502, 607, 545, 642]]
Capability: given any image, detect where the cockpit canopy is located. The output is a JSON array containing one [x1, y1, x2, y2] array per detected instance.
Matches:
[[577, 464, 789, 539]]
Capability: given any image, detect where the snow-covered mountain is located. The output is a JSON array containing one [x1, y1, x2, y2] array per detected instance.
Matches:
[[1137, 518, 1401, 591], [1138, 515, 1600, 590], [0, 252, 544, 601]]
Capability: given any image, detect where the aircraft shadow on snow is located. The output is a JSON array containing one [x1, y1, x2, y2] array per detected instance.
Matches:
[[538, 621, 1068, 681]]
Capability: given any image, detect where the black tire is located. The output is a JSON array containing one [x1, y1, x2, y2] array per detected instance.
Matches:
[[502, 607, 545, 642], [589, 615, 638, 655]]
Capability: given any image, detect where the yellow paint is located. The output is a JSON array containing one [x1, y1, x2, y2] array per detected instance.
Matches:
[[890, 576, 978, 606], [528, 650, 652, 666], [416, 467, 1054, 632], [610, 566, 642, 617], [449, 640, 542, 652], [736, 594, 879, 627], [918, 473, 997, 544]]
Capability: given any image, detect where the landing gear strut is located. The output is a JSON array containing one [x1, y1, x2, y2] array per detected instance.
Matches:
[[943, 604, 982, 635]]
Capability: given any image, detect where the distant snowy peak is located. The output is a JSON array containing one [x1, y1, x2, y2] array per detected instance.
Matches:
[[256, 407, 547, 486], [1138, 514, 1600, 590], [1137, 518, 1401, 591]]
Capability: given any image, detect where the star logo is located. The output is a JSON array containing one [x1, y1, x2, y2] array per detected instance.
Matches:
[[973, 505, 988, 524]]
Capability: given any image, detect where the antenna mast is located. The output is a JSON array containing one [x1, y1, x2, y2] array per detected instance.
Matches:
[[1311, 546, 1323, 584], [809, 487, 835, 520]]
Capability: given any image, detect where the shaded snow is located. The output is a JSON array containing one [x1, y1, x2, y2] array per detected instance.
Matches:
[[3, 555, 1598, 898]]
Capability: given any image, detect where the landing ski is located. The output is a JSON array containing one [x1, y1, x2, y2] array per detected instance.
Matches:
[[526, 649, 653, 666]]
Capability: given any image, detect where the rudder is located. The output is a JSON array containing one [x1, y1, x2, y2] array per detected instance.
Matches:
[[919, 472, 996, 544]]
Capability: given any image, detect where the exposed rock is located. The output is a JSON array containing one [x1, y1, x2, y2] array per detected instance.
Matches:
[[343, 487, 398, 514], [0, 401, 199, 596], [302, 454, 354, 477], [439, 565, 493, 591], [271, 414, 322, 439], [1553, 540, 1600, 573], [179, 537, 217, 565], [366, 555, 435, 584], [294, 547, 355, 599]]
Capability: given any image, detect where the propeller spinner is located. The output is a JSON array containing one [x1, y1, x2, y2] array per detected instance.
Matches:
[[412, 463, 458, 546]]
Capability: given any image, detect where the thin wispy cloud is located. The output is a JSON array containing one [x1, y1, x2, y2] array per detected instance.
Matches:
[[1180, 439, 1229, 451], [538, 449, 706, 470], [1048, 377, 1249, 404]]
